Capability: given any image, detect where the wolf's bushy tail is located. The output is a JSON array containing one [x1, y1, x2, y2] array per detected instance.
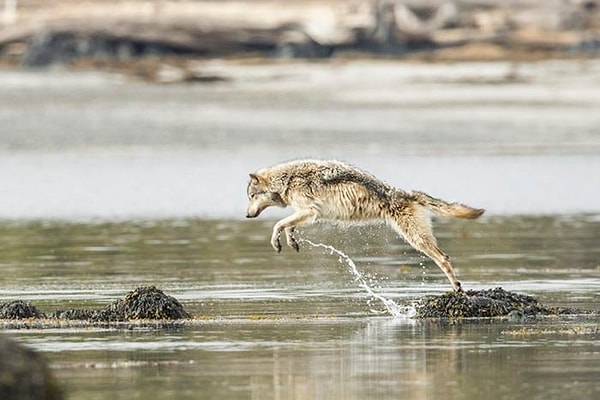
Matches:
[[412, 191, 484, 219]]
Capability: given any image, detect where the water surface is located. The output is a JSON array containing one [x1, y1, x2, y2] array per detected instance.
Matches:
[[1, 217, 599, 399], [1, 60, 599, 399], [1, 60, 600, 219]]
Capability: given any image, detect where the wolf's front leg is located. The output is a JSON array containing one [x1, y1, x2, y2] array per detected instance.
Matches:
[[271, 209, 317, 253], [270, 229, 283, 253], [285, 227, 299, 252]]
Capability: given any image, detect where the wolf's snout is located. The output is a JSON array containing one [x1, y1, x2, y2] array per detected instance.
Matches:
[[246, 208, 260, 218]]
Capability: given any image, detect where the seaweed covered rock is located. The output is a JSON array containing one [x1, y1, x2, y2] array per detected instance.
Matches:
[[118, 286, 190, 320], [49, 309, 97, 321], [0, 301, 46, 319], [415, 287, 580, 319], [49, 286, 190, 321], [0, 335, 64, 400]]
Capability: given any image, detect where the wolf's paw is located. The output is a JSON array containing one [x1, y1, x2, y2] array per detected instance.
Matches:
[[453, 281, 465, 294], [271, 237, 282, 253], [283, 227, 300, 252], [288, 238, 300, 252]]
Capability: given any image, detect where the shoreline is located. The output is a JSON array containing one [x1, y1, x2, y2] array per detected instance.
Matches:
[[1, 0, 598, 81]]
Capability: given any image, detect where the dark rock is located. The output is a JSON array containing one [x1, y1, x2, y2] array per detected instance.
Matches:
[[0, 301, 46, 319], [0, 335, 64, 400], [119, 286, 190, 320], [21, 32, 79, 67], [415, 287, 589, 319], [275, 40, 334, 59], [49, 287, 190, 321], [48, 309, 96, 320], [20, 31, 162, 67]]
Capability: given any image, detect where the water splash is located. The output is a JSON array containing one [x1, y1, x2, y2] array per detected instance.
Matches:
[[300, 239, 415, 318], [420, 259, 426, 286]]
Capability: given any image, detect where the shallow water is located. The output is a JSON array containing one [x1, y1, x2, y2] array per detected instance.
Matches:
[[1, 217, 599, 399], [0, 60, 599, 399], [1, 60, 600, 219]]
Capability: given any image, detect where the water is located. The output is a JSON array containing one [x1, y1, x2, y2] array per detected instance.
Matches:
[[0, 152, 599, 220], [0, 60, 600, 219], [1, 60, 600, 399], [0, 218, 598, 399]]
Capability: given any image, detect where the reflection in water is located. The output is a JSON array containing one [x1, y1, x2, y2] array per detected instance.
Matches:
[[16, 317, 600, 400]]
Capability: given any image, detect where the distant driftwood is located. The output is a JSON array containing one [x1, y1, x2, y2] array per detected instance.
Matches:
[[0, 1, 598, 73]]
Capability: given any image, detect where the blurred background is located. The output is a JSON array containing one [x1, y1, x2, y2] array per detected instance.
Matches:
[[0, 0, 599, 219]]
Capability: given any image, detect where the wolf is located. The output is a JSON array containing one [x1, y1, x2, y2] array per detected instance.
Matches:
[[246, 159, 484, 292]]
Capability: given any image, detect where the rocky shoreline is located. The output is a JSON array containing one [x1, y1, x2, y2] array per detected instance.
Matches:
[[0, 1, 599, 81]]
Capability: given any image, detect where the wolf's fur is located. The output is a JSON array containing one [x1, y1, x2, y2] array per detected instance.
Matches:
[[246, 159, 484, 291]]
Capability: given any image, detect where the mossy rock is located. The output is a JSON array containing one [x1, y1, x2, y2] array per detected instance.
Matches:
[[0, 301, 46, 319], [49, 286, 190, 321], [415, 287, 585, 319], [118, 286, 190, 320]]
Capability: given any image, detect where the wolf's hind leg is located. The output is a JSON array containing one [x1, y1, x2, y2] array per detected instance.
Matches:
[[417, 242, 462, 292], [271, 209, 317, 253], [390, 211, 462, 292]]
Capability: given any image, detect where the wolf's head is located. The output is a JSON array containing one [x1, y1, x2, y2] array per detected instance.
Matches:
[[246, 173, 286, 218]]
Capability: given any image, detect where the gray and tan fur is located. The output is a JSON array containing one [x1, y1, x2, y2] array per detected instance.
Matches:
[[246, 159, 484, 291]]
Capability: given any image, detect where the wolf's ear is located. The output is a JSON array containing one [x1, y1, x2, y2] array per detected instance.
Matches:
[[249, 173, 260, 184]]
